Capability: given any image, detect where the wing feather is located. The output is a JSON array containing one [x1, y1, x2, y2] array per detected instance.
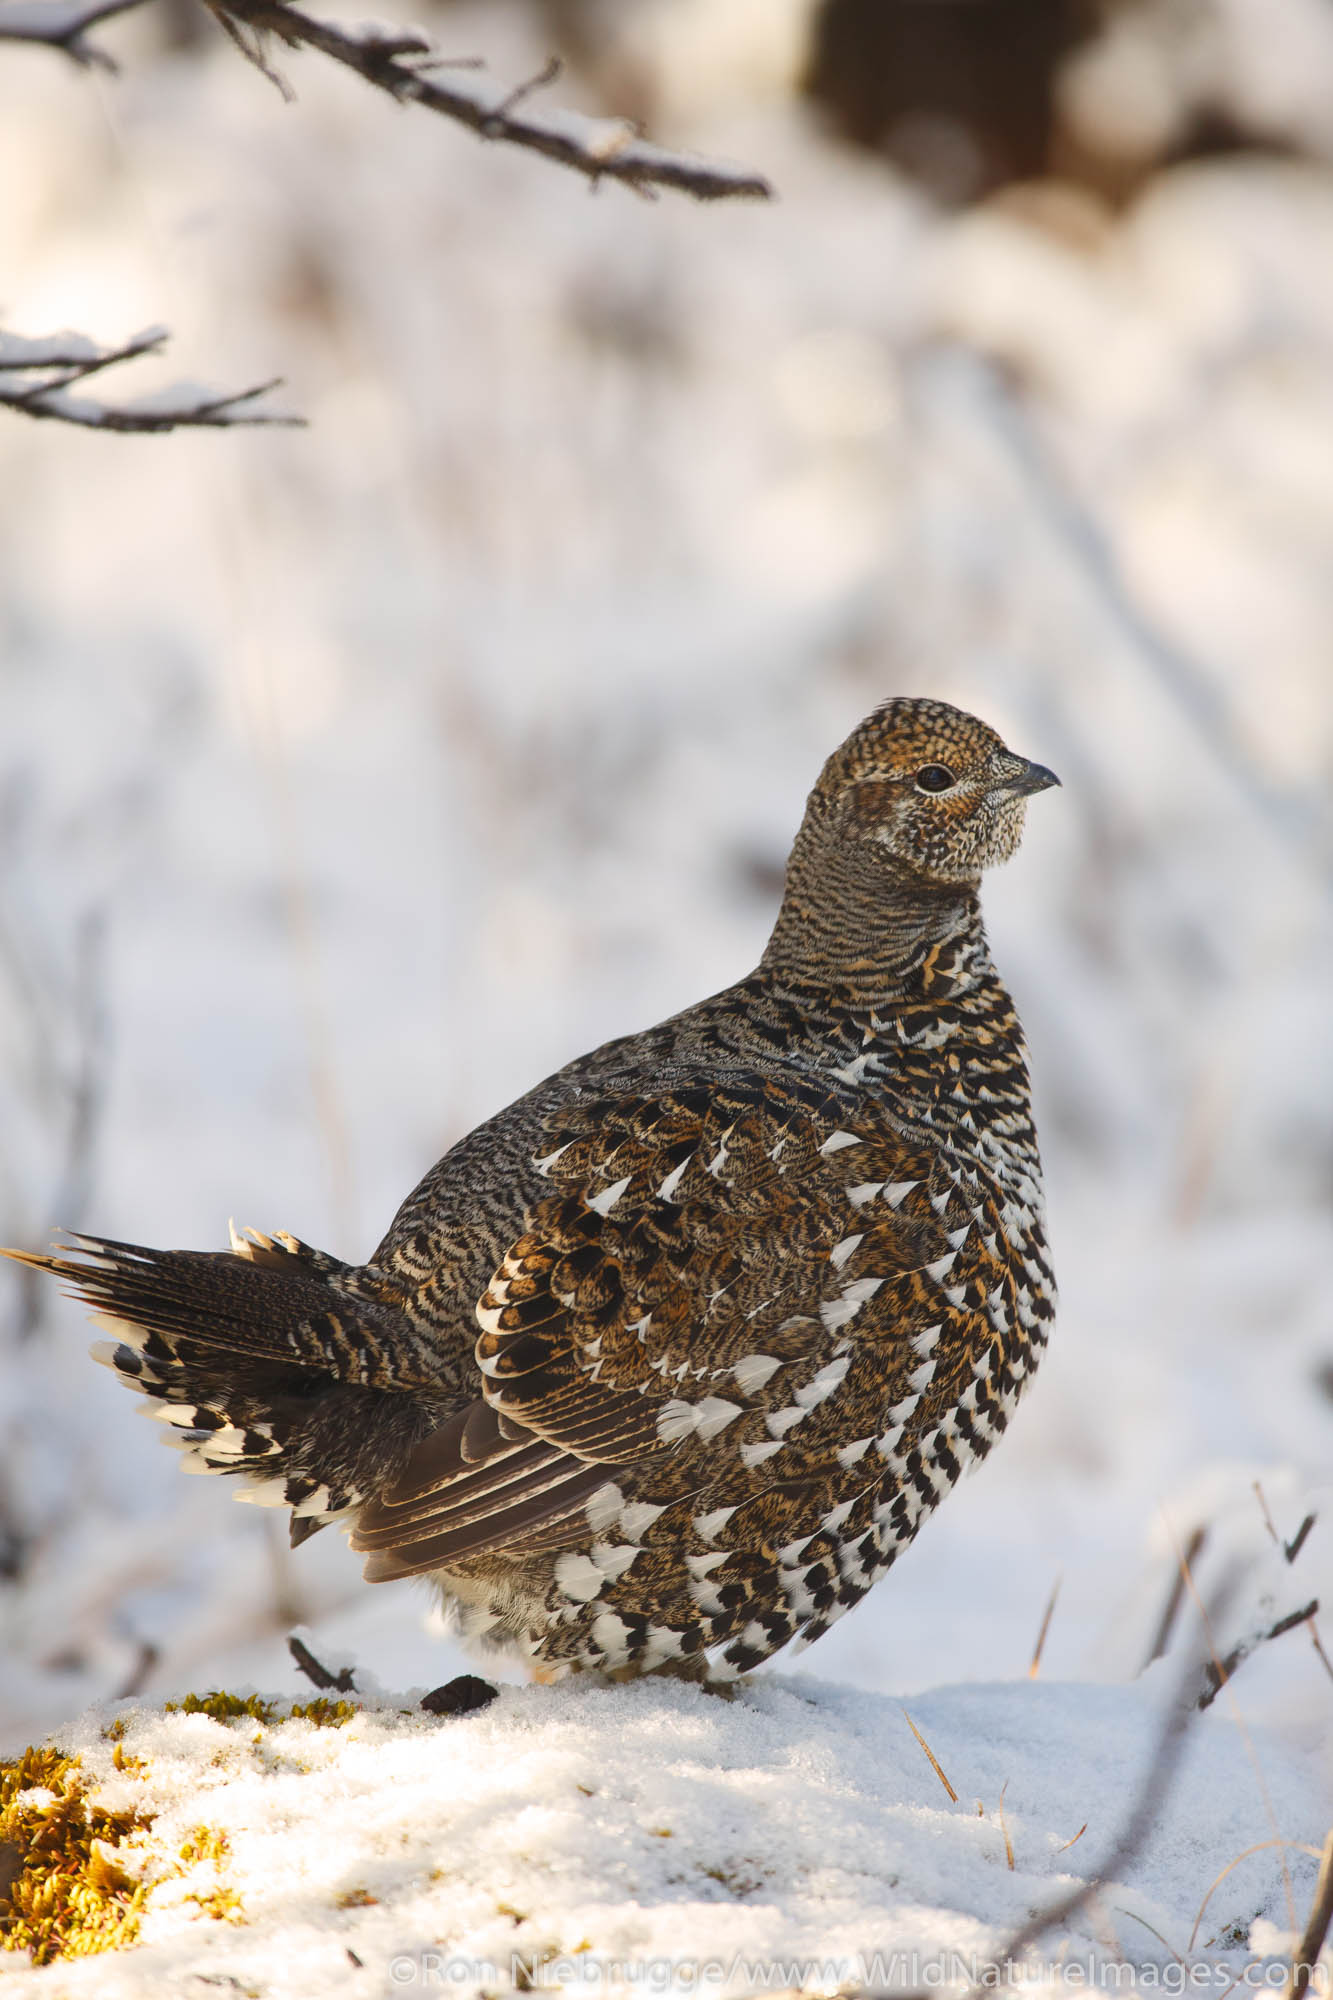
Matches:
[[351, 1069, 952, 1583]]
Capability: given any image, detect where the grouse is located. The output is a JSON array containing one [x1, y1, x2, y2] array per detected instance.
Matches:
[[4, 698, 1059, 1683]]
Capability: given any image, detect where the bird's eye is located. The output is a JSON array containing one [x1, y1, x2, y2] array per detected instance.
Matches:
[[915, 764, 955, 793]]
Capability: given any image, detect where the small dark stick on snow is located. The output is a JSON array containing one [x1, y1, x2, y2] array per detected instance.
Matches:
[[288, 1634, 356, 1693]]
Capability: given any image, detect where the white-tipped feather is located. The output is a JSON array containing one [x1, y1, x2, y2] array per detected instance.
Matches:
[[90, 1312, 147, 1351]]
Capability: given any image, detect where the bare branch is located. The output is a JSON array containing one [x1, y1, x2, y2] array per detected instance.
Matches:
[[0, 0, 150, 69], [1197, 1598, 1320, 1711], [0, 325, 304, 433], [1, 0, 771, 199], [203, 0, 774, 202]]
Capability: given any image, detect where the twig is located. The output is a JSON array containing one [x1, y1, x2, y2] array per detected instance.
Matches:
[[0, 325, 302, 432], [0, 0, 149, 70], [114, 1636, 160, 1699], [1143, 1525, 1207, 1671], [1284, 1828, 1333, 2000], [481, 53, 561, 134], [1197, 1600, 1319, 1712], [1028, 1573, 1061, 1679], [203, 0, 773, 202], [288, 1634, 355, 1692], [1254, 1484, 1317, 1567]]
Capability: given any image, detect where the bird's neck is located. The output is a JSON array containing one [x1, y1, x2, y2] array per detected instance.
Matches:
[[759, 822, 991, 1012]]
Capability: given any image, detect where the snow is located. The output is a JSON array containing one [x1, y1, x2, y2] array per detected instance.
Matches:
[[0, 1667, 1326, 1998], [1, 0, 1332, 1987], [0, 327, 113, 366]]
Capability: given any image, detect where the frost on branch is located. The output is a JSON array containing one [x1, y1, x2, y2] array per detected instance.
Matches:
[[0, 327, 303, 434], [0, 0, 768, 203], [205, 0, 774, 201], [0, 0, 773, 201]]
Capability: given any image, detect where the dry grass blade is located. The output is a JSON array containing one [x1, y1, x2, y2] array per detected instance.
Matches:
[[1283, 1827, 1333, 2000], [1188, 1841, 1324, 1954], [1116, 1904, 1187, 1966], [1029, 1573, 1061, 1679], [1254, 1480, 1281, 1549], [901, 1709, 958, 1803], [997, 1782, 1015, 1871], [1056, 1823, 1088, 1854]]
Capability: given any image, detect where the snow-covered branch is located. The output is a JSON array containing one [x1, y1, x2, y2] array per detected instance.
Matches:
[[0, 326, 303, 433], [0, 0, 773, 201], [204, 0, 774, 201], [0, 0, 149, 70]]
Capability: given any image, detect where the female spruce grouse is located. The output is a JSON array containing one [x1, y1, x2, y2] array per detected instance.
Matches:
[[6, 699, 1058, 1683]]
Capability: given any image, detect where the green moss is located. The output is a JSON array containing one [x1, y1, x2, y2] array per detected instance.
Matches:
[[0, 1747, 155, 1965]]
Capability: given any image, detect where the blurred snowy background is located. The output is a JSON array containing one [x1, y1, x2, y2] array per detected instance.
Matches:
[[1, 0, 1332, 1782]]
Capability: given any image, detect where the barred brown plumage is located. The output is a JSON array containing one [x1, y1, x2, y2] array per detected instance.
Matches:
[[2, 697, 1059, 1682]]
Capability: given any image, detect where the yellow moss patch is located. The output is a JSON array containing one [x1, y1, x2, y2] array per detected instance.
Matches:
[[163, 1690, 359, 1728], [185, 1887, 246, 1925], [287, 1698, 358, 1727], [2, 1696, 358, 1964], [164, 1692, 281, 1725], [178, 1826, 231, 1867], [0, 1747, 155, 1965]]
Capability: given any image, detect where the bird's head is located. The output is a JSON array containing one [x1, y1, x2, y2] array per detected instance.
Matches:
[[814, 696, 1060, 887]]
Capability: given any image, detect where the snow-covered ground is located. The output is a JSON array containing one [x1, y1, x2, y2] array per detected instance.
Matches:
[[1, 0, 1332, 1988], [1, 1666, 1329, 1999]]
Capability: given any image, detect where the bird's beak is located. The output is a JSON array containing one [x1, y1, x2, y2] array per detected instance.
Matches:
[[996, 757, 1061, 798]]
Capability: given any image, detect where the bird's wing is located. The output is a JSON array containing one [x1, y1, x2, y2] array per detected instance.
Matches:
[[352, 1068, 963, 1580]]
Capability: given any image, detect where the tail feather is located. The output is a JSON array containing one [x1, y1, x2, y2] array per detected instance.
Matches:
[[1, 1229, 441, 1544]]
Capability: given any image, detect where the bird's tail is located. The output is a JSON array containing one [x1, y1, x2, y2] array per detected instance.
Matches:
[[1, 1226, 434, 1542]]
